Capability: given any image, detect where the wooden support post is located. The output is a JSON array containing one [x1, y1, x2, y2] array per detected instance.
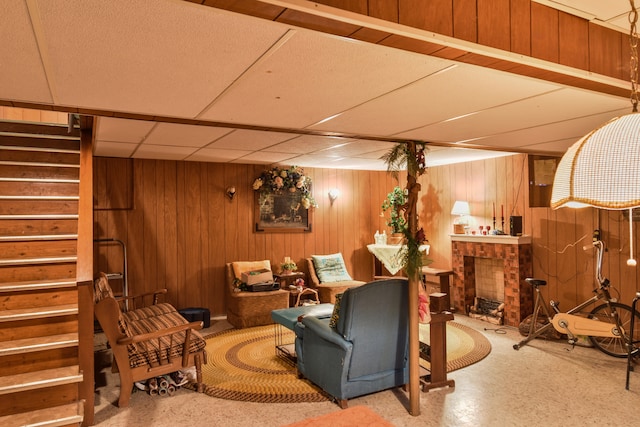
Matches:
[[421, 312, 455, 392]]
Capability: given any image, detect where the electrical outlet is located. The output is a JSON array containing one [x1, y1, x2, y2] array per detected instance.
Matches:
[[593, 229, 601, 242]]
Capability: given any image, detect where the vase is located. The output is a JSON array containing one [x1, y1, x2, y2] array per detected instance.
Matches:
[[387, 233, 404, 245]]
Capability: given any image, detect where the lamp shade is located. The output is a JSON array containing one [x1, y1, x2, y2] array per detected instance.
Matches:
[[451, 200, 470, 216], [551, 113, 640, 210]]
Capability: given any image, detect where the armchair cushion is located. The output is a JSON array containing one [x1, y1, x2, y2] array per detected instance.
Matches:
[[311, 253, 353, 283], [306, 256, 365, 304]]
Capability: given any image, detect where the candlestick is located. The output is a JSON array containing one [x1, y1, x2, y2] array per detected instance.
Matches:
[[501, 204, 504, 218], [493, 202, 496, 218]]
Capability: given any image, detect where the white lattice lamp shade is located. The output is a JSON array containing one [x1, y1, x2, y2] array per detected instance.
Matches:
[[551, 112, 640, 266], [551, 113, 640, 210]]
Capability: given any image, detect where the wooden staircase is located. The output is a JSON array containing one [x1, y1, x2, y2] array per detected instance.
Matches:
[[0, 120, 86, 426]]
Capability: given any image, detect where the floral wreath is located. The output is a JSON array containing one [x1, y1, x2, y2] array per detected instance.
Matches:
[[253, 166, 317, 209]]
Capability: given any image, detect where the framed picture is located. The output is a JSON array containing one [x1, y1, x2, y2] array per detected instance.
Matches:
[[255, 191, 312, 232]]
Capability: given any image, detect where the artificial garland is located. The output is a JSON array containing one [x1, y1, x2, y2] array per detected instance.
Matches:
[[382, 142, 429, 279], [253, 166, 317, 209]]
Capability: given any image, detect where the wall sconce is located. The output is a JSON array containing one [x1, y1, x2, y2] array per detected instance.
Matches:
[[328, 188, 340, 204], [225, 186, 236, 201], [451, 200, 470, 234]]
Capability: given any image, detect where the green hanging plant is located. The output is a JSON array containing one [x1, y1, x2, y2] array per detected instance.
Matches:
[[381, 186, 408, 234], [381, 142, 429, 279]]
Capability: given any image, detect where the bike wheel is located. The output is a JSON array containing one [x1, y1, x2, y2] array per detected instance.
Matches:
[[588, 302, 640, 358]]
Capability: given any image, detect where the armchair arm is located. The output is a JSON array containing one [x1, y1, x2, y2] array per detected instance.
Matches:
[[116, 289, 168, 310], [116, 320, 202, 345], [301, 316, 351, 353]]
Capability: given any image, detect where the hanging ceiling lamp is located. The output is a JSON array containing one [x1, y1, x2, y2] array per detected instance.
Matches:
[[551, 0, 640, 266]]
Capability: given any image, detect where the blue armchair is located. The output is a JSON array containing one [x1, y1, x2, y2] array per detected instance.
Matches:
[[294, 278, 409, 408]]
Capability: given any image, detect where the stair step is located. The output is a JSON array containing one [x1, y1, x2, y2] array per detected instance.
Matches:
[[0, 160, 79, 169], [0, 164, 80, 181], [0, 401, 84, 427], [0, 256, 77, 266], [0, 278, 77, 293], [0, 143, 80, 154], [0, 180, 79, 197], [0, 234, 78, 242], [0, 219, 78, 236], [0, 119, 80, 138], [0, 365, 82, 395], [0, 195, 79, 201], [0, 177, 79, 184], [0, 304, 78, 322], [0, 199, 79, 216], [0, 214, 78, 220], [0, 333, 78, 356]]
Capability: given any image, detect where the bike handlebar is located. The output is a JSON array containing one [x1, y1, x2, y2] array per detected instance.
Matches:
[[587, 240, 606, 286]]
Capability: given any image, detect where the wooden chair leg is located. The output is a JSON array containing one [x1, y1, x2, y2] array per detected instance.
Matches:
[[195, 354, 204, 393], [118, 375, 133, 407]]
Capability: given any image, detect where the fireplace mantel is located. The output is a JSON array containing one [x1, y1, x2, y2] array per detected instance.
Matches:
[[450, 235, 533, 327], [450, 234, 531, 245]]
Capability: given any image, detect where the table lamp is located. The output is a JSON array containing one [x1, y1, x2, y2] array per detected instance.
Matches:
[[451, 201, 470, 234]]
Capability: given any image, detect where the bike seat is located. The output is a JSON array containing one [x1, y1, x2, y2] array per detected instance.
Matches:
[[525, 278, 547, 287]]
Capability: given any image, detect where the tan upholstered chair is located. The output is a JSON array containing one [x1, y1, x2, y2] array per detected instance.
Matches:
[[225, 260, 289, 328], [306, 255, 365, 303]]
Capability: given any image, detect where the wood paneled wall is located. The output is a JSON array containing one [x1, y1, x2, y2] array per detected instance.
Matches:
[[420, 154, 640, 312], [95, 153, 640, 318], [93, 157, 398, 316]]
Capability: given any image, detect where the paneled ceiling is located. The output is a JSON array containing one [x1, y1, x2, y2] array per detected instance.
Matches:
[[0, 0, 634, 170]]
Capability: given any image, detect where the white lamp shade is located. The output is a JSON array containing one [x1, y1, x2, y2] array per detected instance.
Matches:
[[551, 113, 640, 210], [451, 200, 470, 216]]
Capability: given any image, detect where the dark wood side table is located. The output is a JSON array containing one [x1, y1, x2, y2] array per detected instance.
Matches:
[[276, 271, 305, 289]]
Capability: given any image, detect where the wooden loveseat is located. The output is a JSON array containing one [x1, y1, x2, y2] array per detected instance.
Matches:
[[93, 273, 207, 407], [306, 254, 365, 303]]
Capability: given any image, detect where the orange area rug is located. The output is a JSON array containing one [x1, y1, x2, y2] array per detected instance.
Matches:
[[282, 406, 394, 427]]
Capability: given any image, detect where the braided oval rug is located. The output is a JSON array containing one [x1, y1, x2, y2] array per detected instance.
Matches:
[[188, 322, 490, 403]]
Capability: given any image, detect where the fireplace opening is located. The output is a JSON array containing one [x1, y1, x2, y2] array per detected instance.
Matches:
[[468, 258, 505, 325]]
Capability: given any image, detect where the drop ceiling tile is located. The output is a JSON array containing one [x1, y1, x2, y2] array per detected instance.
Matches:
[[133, 144, 197, 160], [320, 140, 398, 156], [472, 108, 629, 151], [93, 141, 137, 157], [34, 0, 288, 117], [199, 29, 454, 129], [187, 148, 252, 163], [231, 151, 296, 164], [96, 117, 156, 143], [425, 149, 515, 167], [144, 123, 233, 147], [520, 137, 580, 152], [208, 129, 298, 150], [311, 64, 561, 136], [0, 2, 53, 103], [264, 135, 354, 154], [400, 88, 629, 143]]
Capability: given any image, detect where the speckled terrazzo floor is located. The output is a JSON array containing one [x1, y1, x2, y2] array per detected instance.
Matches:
[[92, 315, 640, 427]]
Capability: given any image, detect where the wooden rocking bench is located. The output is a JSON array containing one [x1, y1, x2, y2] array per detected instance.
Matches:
[[93, 273, 207, 407]]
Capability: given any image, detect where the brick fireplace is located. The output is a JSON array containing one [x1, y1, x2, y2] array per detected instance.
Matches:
[[451, 235, 533, 327]]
